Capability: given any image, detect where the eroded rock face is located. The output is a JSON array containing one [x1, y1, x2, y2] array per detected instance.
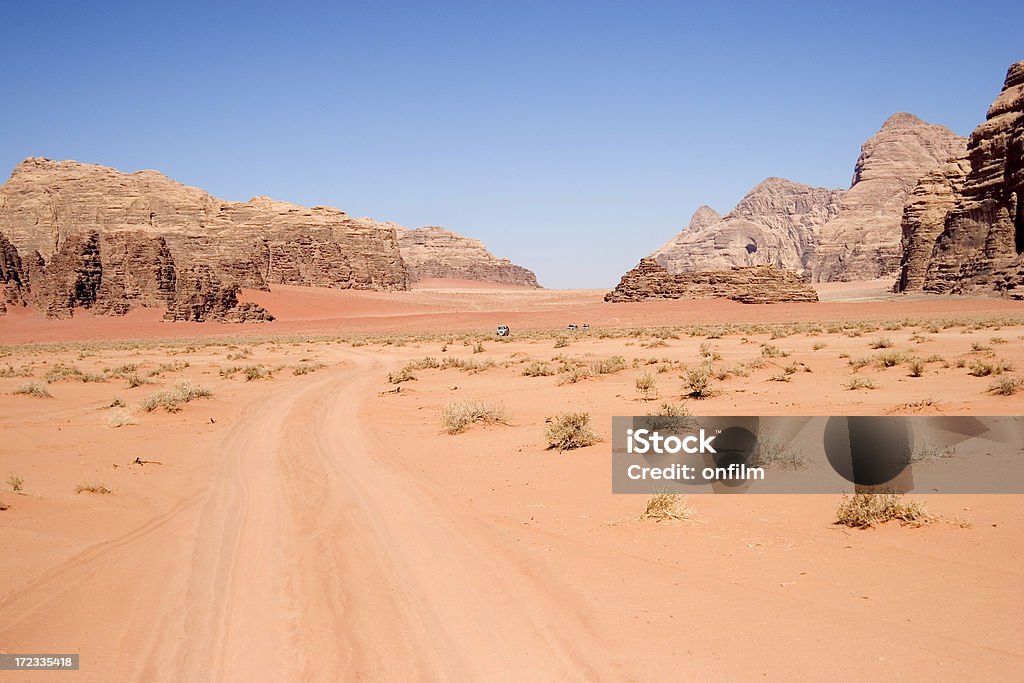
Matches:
[[650, 115, 965, 282], [162, 265, 273, 322], [897, 61, 1024, 298], [0, 158, 410, 295], [394, 225, 539, 287], [0, 231, 28, 312], [652, 179, 843, 274], [812, 113, 966, 281], [605, 258, 818, 304]]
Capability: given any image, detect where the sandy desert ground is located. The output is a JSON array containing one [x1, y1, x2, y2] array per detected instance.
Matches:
[[1, 283, 1022, 680]]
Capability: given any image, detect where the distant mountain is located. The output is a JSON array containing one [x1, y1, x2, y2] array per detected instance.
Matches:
[[648, 113, 966, 282]]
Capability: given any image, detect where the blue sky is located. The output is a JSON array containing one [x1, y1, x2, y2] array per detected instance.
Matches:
[[1, 1, 1021, 288]]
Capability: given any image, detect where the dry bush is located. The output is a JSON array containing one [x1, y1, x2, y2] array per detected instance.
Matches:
[[0, 364, 33, 378], [875, 351, 910, 368], [635, 371, 657, 400], [760, 344, 789, 358], [13, 381, 51, 398], [7, 473, 24, 492], [682, 364, 714, 398], [243, 364, 272, 381], [988, 376, 1023, 396], [387, 367, 417, 384], [907, 358, 925, 377], [590, 355, 627, 375], [293, 362, 326, 376], [522, 361, 556, 377], [545, 412, 599, 451], [107, 408, 137, 428], [835, 493, 931, 528], [870, 337, 894, 349], [641, 493, 694, 521], [141, 381, 213, 413], [125, 373, 153, 388], [644, 403, 696, 431], [750, 431, 808, 470], [846, 376, 877, 391], [75, 483, 112, 495], [440, 400, 508, 435]]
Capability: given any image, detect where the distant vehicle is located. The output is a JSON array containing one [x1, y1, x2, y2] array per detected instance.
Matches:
[[582, 323, 590, 331], [567, 323, 578, 331], [496, 324, 510, 337]]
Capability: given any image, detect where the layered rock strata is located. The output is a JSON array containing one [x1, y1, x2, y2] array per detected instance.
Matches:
[[605, 258, 818, 304], [395, 225, 540, 287]]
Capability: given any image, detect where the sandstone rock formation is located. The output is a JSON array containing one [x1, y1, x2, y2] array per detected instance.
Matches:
[[605, 257, 818, 304], [650, 115, 965, 282], [0, 158, 409, 293], [0, 231, 28, 313], [897, 61, 1024, 298], [163, 265, 273, 322], [395, 225, 539, 287]]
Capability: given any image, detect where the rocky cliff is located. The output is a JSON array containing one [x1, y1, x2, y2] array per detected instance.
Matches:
[[394, 225, 539, 287], [897, 61, 1024, 298], [650, 114, 965, 282], [605, 257, 818, 304]]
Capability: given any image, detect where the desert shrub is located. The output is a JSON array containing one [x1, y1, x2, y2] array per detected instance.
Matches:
[[911, 439, 957, 463], [7, 473, 24, 492], [835, 493, 931, 528], [472, 342, 485, 354], [243, 364, 272, 381], [75, 483, 112, 495], [387, 367, 417, 384], [591, 355, 627, 375], [141, 381, 212, 412], [107, 408, 137, 428], [13, 381, 51, 398], [699, 343, 721, 361], [846, 376, 877, 390], [682, 364, 714, 398], [988, 376, 1023, 396], [970, 342, 991, 353], [907, 358, 925, 377], [749, 431, 807, 470], [644, 402, 696, 432], [408, 357, 441, 370], [440, 399, 508, 435], [760, 344, 789, 358], [554, 336, 571, 349], [545, 412, 599, 451], [226, 348, 252, 361], [870, 337, 893, 349], [875, 351, 910, 368], [522, 361, 556, 377], [293, 362, 326, 376], [641, 493, 694, 521], [0, 364, 33, 378], [124, 373, 153, 388], [812, 342, 826, 351], [635, 371, 657, 400]]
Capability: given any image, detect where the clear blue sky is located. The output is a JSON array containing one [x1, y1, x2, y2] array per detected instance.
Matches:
[[1, 1, 1020, 288]]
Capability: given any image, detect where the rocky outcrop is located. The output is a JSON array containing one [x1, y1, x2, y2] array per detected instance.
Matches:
[[649, 115, 965, 282], [812, 114, 966, 281], [605, 257, 818, 304], [0, 231, 28, 312], [162, 265, 273, 322], [0, 158, 409, 297], [394, 225, 539, 287], [652, 179, 843, 274], [897, 61, 1024, 298]]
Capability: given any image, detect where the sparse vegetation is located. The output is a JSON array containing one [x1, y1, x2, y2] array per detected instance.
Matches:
[[293, 362, 326, 376], [907, 358, 925, 377], [107, 407, 137, 428], [521, 361, 556, 377], [644, 403, 695, 431], [591, 355, 627, 375], [13, 381, 51, 398], [387, 367, 417, 384], [7, 474, 24, 493], [440, 399, 508, 434], [545, 412, 599, 451], [0, 364, 33, 378], [870, 337, 894, 349], [640, 493, 694, 521], [988, 375, 1023, 396], [682, 364, 714, 398], [846, 376, 877, 391], [75, 483, 112, 495], [760, 344, 789, 358], [140, 381, 213, 413], [749, 431, 808, 470], [635, 371, 657, 400], [835, 493, 931, 528]]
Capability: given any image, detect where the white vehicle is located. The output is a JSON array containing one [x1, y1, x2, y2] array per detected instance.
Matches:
[[496, 324, 510, 337]]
